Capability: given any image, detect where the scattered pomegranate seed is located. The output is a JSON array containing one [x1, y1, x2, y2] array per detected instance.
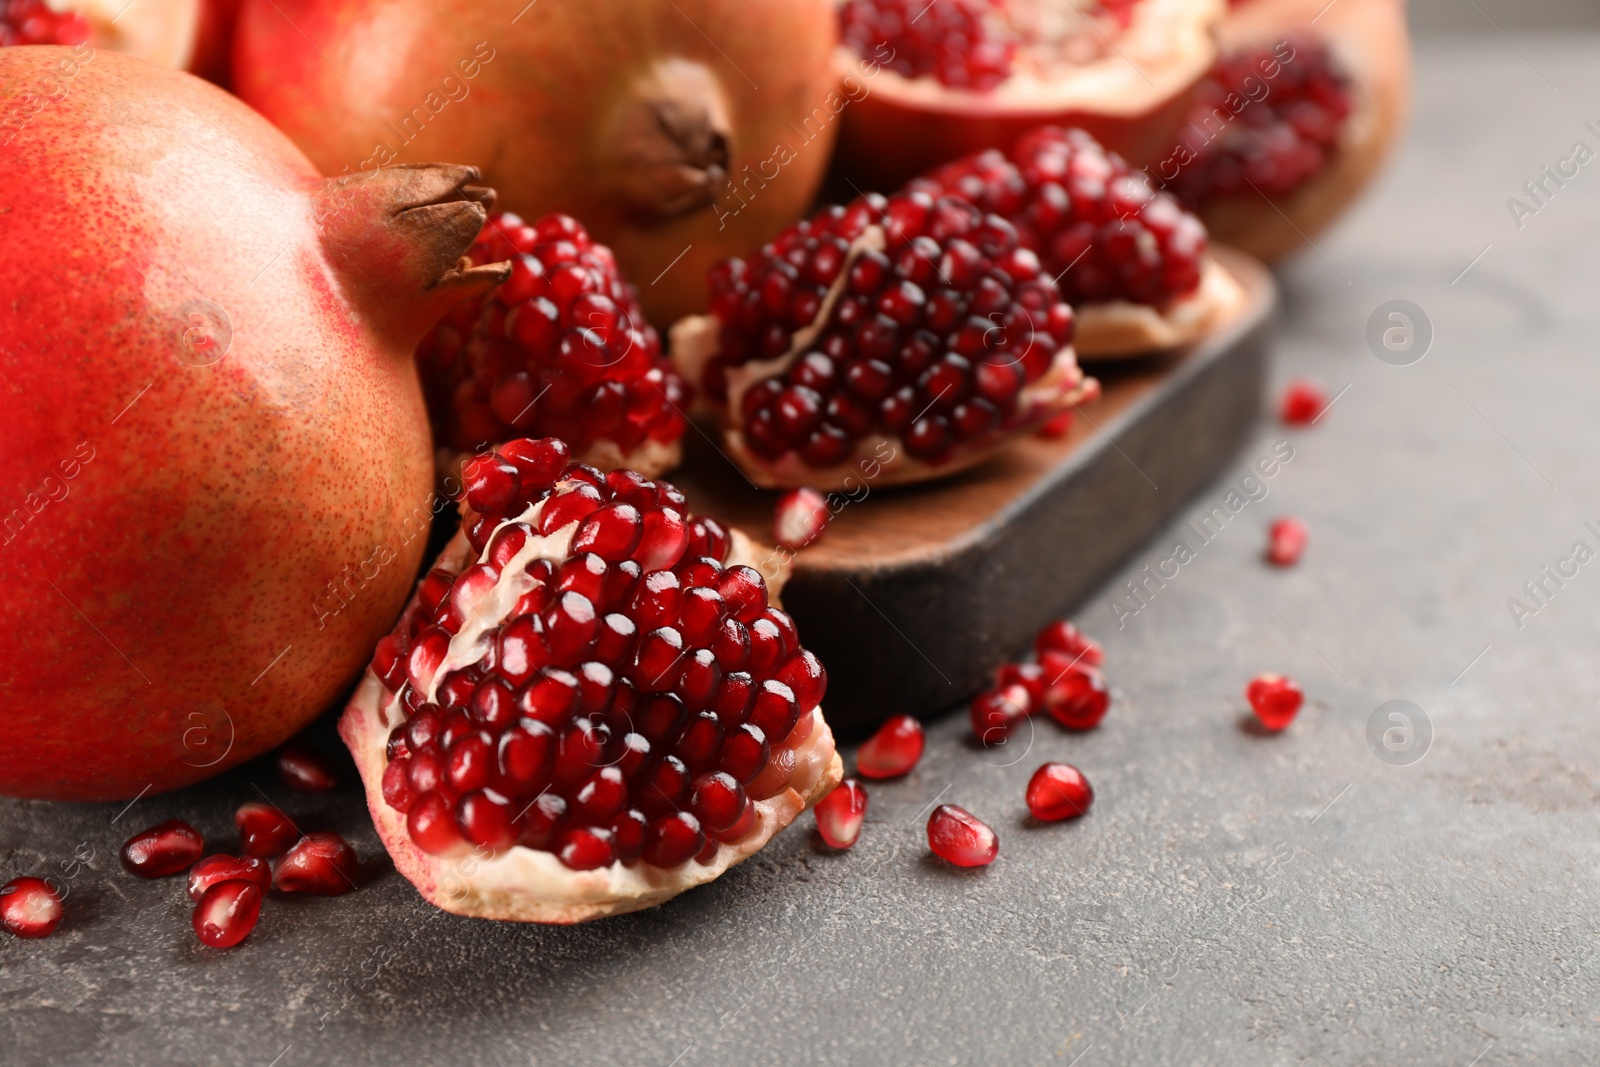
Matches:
[[192, 880, 263, 949], [1279, 380, 1328, 426], [926, 804, 998, 868], [1041, 662, 1111, 731], [1034, 619, 1103, 667], [235, 802, 300, 858], [1246, 674, 1303, 732], [969, 684, 1031, 744], [187, 855, 272, 903], [774, 487, 830, 550], [273, 833, 358, 895], [1026, 763, 1094, 821], [1266, 517, 1308, 567], [276, 739, 337, 792], [120, 819, 204, 878], [1037, 410, 1075, 439], [814, 778, 868, 849], [856, 714, 925, 779], [0, 877, 63, 939]]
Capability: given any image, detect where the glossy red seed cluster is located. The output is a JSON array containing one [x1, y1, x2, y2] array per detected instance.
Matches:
[[0, 0, 90, 46], [370, 438, 827, 871], [1246, 674, 1303, 731], [914, 127, 1207, 308], [1167, 37, 1353, 207], [705, 190, 1075, 467], [969, 618, 1110, 741], [0, 876, 62, 938], [840, 0, 1016, 90], [418, 212, 688, 460], [1266, 516, 1307, 567]]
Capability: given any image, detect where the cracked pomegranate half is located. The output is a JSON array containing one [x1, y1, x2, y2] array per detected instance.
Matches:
[[832, 0, 1224, 192], [1158, 0, 1409, 262], [417, 212, 688, 477], [912, 126, 1246, 357], [671, 189, 1093, 489], [341, 438, 842, 922]]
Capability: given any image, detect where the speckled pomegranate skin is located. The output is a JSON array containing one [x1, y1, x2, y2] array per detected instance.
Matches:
[[0, 50, 497, 800]]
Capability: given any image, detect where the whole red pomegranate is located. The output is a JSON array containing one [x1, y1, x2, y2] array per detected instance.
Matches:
[[230, 0, 840, 326], [0, 49, 508, 801]]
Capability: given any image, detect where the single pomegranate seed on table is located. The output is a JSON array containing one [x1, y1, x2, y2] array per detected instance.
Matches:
[[774, 487, 830, 550], [1246, 674, 1303, 732], [277, 739, 337, 792], [120, 819, 204, 878], [235, 802, 300, 858], [1266, 516, 1308, 567], [814, 778, 869, 849], [0, 0, 91, 46], [1041, 661, 1111, 731], [273, 833, 358, 895], [1034, 619, 1103, 667], [187, 855, 272, 902], [0, 877, 63, 939], [1280, 379, 1328, 425], [969, 684, 1032, 744], [856, 714, 926, 779], [927, 804, 998, 867], [1026, 763, 1094, 821], [192, 881, 264, 949]]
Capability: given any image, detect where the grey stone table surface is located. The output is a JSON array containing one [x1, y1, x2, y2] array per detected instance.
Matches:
[[7, 33, 1600, 1067]]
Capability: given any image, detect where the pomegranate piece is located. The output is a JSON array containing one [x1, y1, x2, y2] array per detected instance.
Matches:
[[416, 212, 688, 474], [273, 833, 358, 896], [0, 0, 89, 45], [856, 715, 926, 779], [926, 804, 998, 868], [969, 684, 1031, 745], [814, 778, 869, 849], [120, 819, 204, 878], [841, 0, 1016, 91], [235, 802, 300, 858], [1041, 662, 1111, 731], [0, 877, 63, 939], [1266, 516, 1308, 567], [340, 438, 844, 922], [276, 739, 337, 792], [1246, 674, 1303, 732], [1280, 379, 1328, 425], [1026, 763, 1094, 821], [774, 488, 831, 551], [673, 188, 1093, 488], [187, 855, 272, 903], [192, 880, 263, 949], [1034, 619, 1104, 668]]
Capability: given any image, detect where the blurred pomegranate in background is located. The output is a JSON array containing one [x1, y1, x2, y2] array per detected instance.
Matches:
[[0, 0, 201, 66]]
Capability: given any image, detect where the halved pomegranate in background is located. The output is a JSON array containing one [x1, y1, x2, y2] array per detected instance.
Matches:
[[832, 0, 1224, 192], [340, 438, 842, 922], [671, 189, 1094, 489], [418, 212, 688, 476], [2, 0, 201, 66], [912, 126, 1245, 357], [1163, 0, 1410, 262], [231, 0, 840, 325]]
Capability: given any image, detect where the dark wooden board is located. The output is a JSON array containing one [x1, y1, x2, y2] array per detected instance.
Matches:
[[673, 247, 1276, 733]]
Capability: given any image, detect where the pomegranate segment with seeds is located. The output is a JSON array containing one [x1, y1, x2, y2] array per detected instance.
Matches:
[[1026, 762, 1094, 821], [1280, 379, 1327, 425], [0, 0, 90, 45], [273, 833, 359, 896], [927, 804, 998, 868], [120, 820, 204, 878], [0, 877, 63, 939], [856, 715, 926, 779], [341, 438, 842, 923], [192, 880, 263, 949], [840, 0, 1017, 92], [1266, 516, 1308, 567], [672, 189, 1093, 488], [774, 488, 831, 551], [814, 779, 869, 849], [187, 855, 272, 902], [418, 212, 688, 476], [1246, 674, 1303, 731]]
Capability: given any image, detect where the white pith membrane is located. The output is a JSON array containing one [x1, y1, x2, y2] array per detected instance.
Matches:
[[435, 437, 684, 492], [840, 0, 1223, 116], [62, 0, 199, 68], [670, 226, 1098, 491], [1072, 254, 1246, 359], [341, 492, 842, 923]]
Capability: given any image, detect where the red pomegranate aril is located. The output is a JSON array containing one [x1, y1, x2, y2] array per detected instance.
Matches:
[[970, 684, 1031, 744], [120, 819, 204, 878], [273, 833, 358, 895], [187, 855, 272, 902], [497, 719, 557, 795], [718, 797, 758, 843], [192, 880, 263, 949], [814, 778, 868, 849], [1026, 763, 1094, 822], [643, 811, 705, 867], [690, 771, 746, 833], [610, 809, 649, 863], [995, 661, 1046, 708], [277, 739, 337, 793], [675, 710, 725, 771], [774, 488, 830, 550], [1043, 664, 1111, 731], [409, 791, 465, 856], [720, 723, 770, 784], [556, 826, 616, 870], [1247, 674, 1303, 732], [1267, 517, 1308, 567], [841, 0, 1016, 91], [747, 745, 796, 801], [457, 789, 519, 850], [927, 804, 998, 868], [856, 714, 925, 779], [572, 767, 628, 823], [519, 792, 569, 850], [0, 877, 62, 939], [235, 802, 300, 859], [1280, 380, 1328, 426], [1035, 619, 1104, 667]]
